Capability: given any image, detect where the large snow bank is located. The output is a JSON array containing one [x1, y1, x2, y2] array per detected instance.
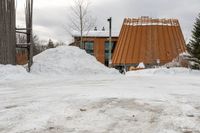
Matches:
[[126, 67, 200, 77], [0, 65, 29, 81], [31, 46, 119, 75]]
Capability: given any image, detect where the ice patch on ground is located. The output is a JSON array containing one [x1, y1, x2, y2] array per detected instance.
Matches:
[[31, 46, 119, 75]]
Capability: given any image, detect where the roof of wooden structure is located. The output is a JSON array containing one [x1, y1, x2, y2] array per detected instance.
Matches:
[[112, 17, 186, 66]]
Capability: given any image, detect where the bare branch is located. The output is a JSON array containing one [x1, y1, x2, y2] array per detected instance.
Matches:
[[67, 0, 96, 48]]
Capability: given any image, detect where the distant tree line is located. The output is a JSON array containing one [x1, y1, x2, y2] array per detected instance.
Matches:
[[16, 34, 66, 56]]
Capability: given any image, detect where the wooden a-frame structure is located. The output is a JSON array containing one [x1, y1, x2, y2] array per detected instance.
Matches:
[[112, 17, 186, 68]]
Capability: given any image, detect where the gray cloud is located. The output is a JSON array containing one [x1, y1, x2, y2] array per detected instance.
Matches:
[[16, 0, 200, 43]]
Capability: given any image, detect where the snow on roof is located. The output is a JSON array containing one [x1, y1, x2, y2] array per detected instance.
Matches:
[[123, 17, 180, 26], [72, 30, 119, 38]]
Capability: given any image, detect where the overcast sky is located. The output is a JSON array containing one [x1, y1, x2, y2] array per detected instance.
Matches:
[[16, 0, 200, 43]]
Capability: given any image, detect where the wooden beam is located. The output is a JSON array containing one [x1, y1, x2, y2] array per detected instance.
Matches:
[[16, 28, 32, 30], [16, 31, 28, 34]]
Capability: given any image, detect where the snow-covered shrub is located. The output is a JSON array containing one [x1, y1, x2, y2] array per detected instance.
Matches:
[[164, 53, 192, 68]]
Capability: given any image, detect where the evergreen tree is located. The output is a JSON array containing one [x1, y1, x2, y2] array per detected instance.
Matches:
[[187, 13, 200, 69]]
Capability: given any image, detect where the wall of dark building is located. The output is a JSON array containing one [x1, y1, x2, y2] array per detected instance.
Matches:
[[0, 0, 16, 65]]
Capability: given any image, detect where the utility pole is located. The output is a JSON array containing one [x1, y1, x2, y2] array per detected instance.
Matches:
[[27, 0, 33, 72], [16, 0, 33, 72], [107, 17, 112, 67]]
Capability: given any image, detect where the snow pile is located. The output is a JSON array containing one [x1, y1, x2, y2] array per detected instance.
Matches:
[[0, 65, 29, 81], [137, 62, 145, 69], [31, 46, 119, 75], [126, 67, 200, 77]]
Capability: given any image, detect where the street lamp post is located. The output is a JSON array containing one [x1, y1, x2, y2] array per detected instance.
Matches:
[[107, 17, 112, 67]]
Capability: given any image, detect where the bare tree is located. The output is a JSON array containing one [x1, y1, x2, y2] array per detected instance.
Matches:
[[68, 0, 96, 48]]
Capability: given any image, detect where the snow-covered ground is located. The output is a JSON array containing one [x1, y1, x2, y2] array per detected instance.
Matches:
[[0, 46, 200, 133]]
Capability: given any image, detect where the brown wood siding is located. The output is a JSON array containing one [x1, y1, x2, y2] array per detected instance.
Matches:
[[94, 38, 105, 64], [112, 20, 125, 64], [74, 37, 118, 65], [16, 51, 28, 65], [112, 18, 186, 66]]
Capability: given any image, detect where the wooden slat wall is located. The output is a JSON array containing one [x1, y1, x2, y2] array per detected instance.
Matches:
[[16, 50, 28, 65], [127, 24, 136, 64], [112, 20, 126, 63], [0, 0, 16, 64], [112, 17, 186, 66], [94, 38, 105, 63]]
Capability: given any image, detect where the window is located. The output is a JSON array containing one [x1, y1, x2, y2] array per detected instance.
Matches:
[[84, 41, 94, 55], [104, 41, 117, 66], [104, 41, 116, 60]]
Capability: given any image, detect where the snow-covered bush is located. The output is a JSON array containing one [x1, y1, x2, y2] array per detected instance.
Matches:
[[164, 53, 192, 68]]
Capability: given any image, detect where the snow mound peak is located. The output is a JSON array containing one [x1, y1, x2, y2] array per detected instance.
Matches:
[[31, 46, 119, 75]]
